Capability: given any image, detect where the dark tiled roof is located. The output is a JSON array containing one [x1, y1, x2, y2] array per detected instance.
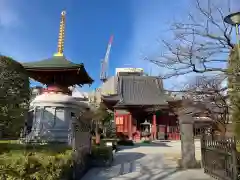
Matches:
[[116, 76, 168, 106], [102, 94, 120, 102]]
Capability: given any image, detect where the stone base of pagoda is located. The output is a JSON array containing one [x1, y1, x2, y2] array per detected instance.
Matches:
[[24, 92, 89, 144]]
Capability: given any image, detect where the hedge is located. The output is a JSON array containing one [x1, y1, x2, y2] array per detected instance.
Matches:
[[0, 141, 114, 179], [90, 145, 113, 167], [0, 141, 73, 180]]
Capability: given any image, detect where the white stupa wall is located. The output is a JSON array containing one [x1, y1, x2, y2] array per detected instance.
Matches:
[[26, 92, 90, 143]]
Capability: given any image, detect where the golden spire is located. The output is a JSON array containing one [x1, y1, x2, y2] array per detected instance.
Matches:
[[54, 11, 66, 57]]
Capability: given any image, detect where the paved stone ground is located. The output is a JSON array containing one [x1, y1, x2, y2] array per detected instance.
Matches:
[[81, 140, 213, 180]]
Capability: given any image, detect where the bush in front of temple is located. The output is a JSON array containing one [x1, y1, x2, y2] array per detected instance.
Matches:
[[0, 141, 73, 180], [0, 140, 115, 179], [0, 55, 30, 138], [90, 145, 113, 167]]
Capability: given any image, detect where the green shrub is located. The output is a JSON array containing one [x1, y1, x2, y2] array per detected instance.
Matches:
[[142, 140, 151, 144], [0, 141, 73, 180], [91, 145, 113, 161], [0, 56, 30, 138]]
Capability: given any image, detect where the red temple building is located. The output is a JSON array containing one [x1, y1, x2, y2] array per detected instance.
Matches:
[[102, 75, 181, 141]]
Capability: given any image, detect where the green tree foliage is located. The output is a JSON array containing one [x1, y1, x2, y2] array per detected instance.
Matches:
[[228, 46, 240, 138], [92, 103, 113, 140], [93, 102, 112, 123], [0, 56, 30, 138]]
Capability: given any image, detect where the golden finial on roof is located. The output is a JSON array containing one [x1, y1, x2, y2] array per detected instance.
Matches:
[[54, 10, 66, 57]]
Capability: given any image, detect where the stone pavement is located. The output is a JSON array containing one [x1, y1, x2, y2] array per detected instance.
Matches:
[[81, 141, 213, 180]]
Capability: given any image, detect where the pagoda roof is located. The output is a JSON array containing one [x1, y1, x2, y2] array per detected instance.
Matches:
[[22, 56, 84, 70], [22, 56, 93, 85]]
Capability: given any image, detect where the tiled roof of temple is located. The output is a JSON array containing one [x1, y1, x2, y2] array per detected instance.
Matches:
[[101, 76, 169, 107], [116, 76, 169, 106]]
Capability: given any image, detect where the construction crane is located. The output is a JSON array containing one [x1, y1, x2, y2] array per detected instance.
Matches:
[[100, 35, 114, 82]]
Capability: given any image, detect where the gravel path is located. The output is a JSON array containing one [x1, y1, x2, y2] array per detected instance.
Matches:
[[81, 141, 213, 180]]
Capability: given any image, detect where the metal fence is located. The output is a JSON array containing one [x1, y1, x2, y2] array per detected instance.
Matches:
[[201, 134, 240, 180]]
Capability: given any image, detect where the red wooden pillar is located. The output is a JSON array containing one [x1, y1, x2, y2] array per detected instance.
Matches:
[[152, 114, 157, 140], [114, 110, 118, 136], [128, 113, 132, 140]]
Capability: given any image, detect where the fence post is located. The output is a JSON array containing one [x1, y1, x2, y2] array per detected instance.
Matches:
[[178, 111, 197, 169], [232, 136, 238, 180]]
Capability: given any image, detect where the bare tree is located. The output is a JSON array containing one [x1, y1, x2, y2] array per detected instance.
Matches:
[[147, 0, 235, 79], [180, 75, 229, 134]]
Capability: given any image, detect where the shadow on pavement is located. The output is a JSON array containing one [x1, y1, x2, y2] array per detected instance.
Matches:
[[81, 152, 146, 180], [130, 168, 213, 180], [135, 142, 171, 147], [113, 152, 145, 166], [117, 141, 171, 151], [141, 166, 180, 180]]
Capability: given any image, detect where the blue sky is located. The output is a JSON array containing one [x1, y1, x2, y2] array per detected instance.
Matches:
[[1, 0, 236, 91]]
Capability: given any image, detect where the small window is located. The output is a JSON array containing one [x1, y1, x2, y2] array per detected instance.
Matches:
[[43, 107, 56, 128], [116, 116, 123, 125]]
